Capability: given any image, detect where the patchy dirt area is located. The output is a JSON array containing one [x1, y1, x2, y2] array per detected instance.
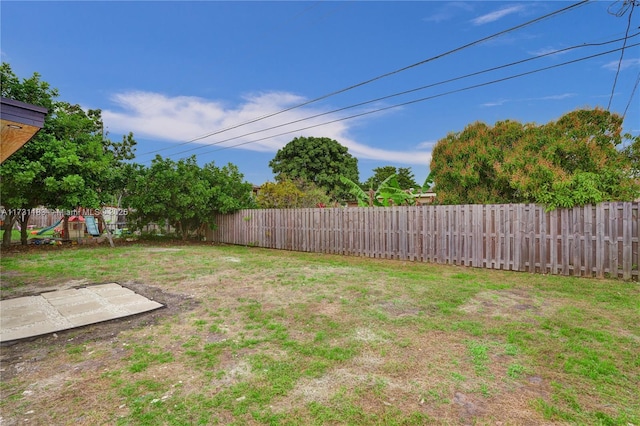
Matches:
[[459, 288, 550, 321], [0, 281, 199, 383]]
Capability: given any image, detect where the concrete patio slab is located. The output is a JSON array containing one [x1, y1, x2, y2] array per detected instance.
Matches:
[[0, 283, 163, 343]]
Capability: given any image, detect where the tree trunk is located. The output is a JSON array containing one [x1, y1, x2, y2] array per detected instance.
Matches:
[[18, 212, 31, 245], [1, 214, 17, 247], [180, 222, 188, 240], [98, 214, 115, 248], [63, 215, 70, 241], [197, 223, 206, 240]]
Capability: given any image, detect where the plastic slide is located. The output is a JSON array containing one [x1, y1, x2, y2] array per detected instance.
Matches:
[[84, 216, 101, 237], [36, 219, 62, 235]]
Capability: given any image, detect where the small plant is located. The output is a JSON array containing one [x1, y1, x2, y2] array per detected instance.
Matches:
[[66, 344, 84, 355], [467, 340, 490, 375], [507, 363, 526, 378], [127, 345, 174, 373], [504, 343, 519, 356], [193, 319, 207, 330], [451, 372, 467, 383]]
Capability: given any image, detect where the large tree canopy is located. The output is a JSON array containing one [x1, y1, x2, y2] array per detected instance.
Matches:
[[428, 109, 639, 209], [124, 155, 254, 239], [0, 63, 136, 246], [269, 136, 359, 200]]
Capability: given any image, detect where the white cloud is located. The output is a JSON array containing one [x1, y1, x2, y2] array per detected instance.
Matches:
[[415, 139, 438, 149], [471, 5, 525, 25], [481, 99, 509, 107], [102, 90, 431, 166], [602, 58, 640, 71], [423, 11, 453, 24], [537, 93, 576, 101], [528, 46, 572, 57], [423, 2, 474, 23], [481, 93, 575, 107]]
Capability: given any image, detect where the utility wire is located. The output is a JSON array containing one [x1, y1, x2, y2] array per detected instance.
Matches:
[[608, 0, 633, 17], [154, 32, 639, 158], [189, 42, 640, 158], [622, 71, 640, 120], [140, 0, 590, 156], [607, 0, 636, 110]]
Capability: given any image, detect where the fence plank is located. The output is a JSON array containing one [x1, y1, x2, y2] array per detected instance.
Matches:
[[561, 209, 570, 275], [595, 204, 604, 277], [609, 203, 619, 277], [485, 205, 491, 269], [504, 205, 512, 271], [549, 209, 558, 275], [623, 202, 632, 280], [584, 205, 593, 277], [496, 206, 504, 270], [539, 207, 547, 274], [527, 205, 536, 273]]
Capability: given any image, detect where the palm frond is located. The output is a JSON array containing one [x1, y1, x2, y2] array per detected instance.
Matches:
[[340, 175, 370, 206]]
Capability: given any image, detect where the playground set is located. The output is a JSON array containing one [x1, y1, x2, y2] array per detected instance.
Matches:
[[25, 214, 113, 246]]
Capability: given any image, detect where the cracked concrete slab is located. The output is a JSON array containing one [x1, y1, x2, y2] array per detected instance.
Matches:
[[0, 283, 163, 343]]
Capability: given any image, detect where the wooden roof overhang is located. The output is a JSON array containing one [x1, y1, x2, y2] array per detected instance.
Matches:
[[1, 97, 48, 163]]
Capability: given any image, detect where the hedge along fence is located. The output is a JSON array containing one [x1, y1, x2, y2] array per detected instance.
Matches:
[[207, 202, 639, 280]]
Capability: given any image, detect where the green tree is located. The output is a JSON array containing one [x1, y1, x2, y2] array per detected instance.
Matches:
[[255, 180, 304, 209], [101, 132, 139, 208], [1, 63, 135, 246], [40, 103, 128, 210], [428, 109, 638, 209], [622, 133, 640, 178], [124, 156, 254, 239], [205, 162, 256, 215], [429, 120, 522, 205], [362, 166, 418, 191], [500, 109, 638, 209], [1, 63, 58, 246], [0, 62, 58, 106], [255, 177, 331, 208], [269, 136, 359, 200], [296, 178, 333, 208]]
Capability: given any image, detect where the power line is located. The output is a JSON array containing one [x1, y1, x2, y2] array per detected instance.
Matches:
[[622, 71, 640, 120], [154, 32, 639, 159], [140, 0, 590, 156], [607, 0, 636, 110], [608, 0, 634, 17], [190, 41, 639, 158]]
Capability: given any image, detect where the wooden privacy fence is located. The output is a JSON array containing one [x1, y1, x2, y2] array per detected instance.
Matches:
[[208, 202, 640, 280]]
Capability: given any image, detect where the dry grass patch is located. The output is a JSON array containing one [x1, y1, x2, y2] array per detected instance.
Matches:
[[459, 289, 548, 320]]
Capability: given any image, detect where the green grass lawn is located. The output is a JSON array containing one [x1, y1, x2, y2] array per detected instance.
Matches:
[[0, 229, 24, 241], [1, 243, 638, 425], [0, 227, 55, 241]]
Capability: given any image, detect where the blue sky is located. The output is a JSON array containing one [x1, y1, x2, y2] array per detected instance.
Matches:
[[2, 1, 639, 186]]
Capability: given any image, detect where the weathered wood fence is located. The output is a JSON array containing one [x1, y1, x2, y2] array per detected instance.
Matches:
[[208, 202, 639, 280]]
